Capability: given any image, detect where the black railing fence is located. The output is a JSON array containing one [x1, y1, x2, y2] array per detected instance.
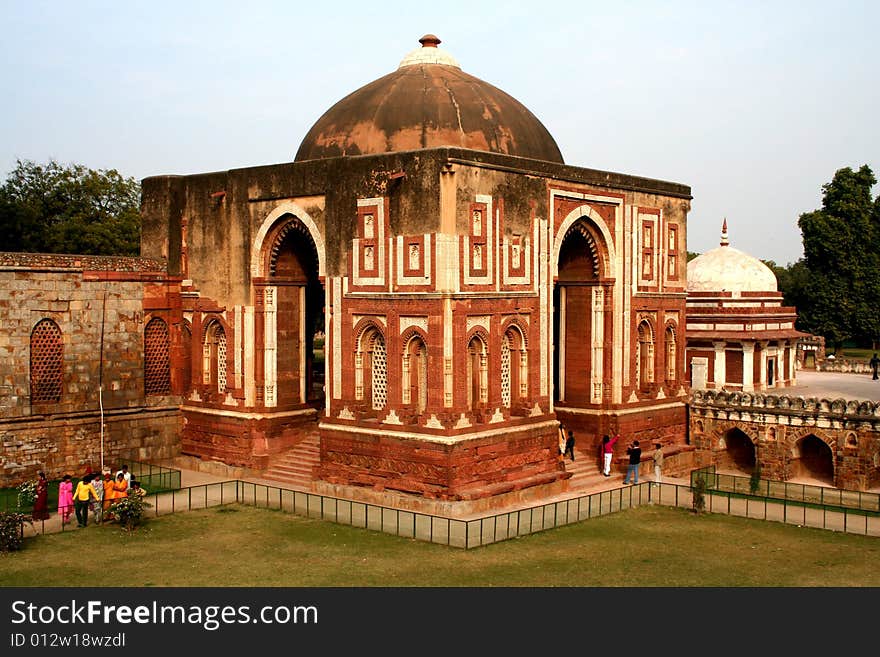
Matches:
[[690, 465, 880, 513], [14, 475, 880, 547]]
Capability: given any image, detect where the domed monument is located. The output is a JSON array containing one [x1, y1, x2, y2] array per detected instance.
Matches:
[[686, 220, 806, 392], [296, 35, 563, 164], [135, 35, 693, 507]]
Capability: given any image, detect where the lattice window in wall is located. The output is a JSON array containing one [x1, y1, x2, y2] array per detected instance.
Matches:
[[371, 334, 387, 411], [144, 318, 171, 395], [30, 319, 63, 404], [216, 326, 227, 393], [665, 326, 677, 382], [181, 324, 192, 393], [417, 344, 427, 414], [501, 334, 512, 408]]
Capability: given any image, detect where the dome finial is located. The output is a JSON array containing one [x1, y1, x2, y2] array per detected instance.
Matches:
[[419, 34, 441, 48], [720, 217, 729, 247]]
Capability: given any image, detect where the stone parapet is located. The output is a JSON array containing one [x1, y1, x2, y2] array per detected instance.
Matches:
[[0, 252, 166, 272], [690, 389, 880, 429]]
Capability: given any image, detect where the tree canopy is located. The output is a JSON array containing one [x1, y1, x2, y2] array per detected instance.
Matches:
[[791, 165, 880, 349], [0, 159, 141, 256]]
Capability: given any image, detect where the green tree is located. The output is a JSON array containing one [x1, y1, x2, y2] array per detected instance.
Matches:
[[797, 165, 880, 351], [766, 259, 811, 330], [0, 159, 141, 256]]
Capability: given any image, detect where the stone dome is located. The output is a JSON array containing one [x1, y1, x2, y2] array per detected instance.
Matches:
[[687, 221, 778, 292], [294, 35, 564, 163]]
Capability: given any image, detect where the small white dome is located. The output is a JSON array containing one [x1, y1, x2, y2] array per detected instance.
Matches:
[[687, 221, 778, 292], [398, 34, 460, 69]]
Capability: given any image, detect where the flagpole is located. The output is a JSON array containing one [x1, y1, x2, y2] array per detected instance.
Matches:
[[99, 290, 106, 471]]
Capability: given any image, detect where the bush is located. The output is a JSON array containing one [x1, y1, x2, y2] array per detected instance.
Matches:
[[749, 463, 762, 495], [16, 480, 37, 510], [692, 474, 707, 514], [110, 495, 149, 531], [0, 512, 32, 552]]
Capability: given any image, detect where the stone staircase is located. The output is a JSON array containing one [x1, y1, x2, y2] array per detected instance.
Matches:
[[261, 432, 320, 490], [562, 448, 612, 492]]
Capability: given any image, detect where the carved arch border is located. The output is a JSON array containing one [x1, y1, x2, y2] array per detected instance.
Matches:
[[465, 327, 491, 353], [353, 317, 386, 352], [553, 205, 615, 280], [252, 201, 326, 279], [400, 326, 429, 353], [785, 426, 838, 457], [500, 317, 529, 348], [200, 313, 230, 341], [708, 421, 761, 451]]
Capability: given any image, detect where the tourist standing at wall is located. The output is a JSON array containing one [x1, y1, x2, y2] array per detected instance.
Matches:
[[116, 464, 131, 489], [564, 430, 576, 461], [91, 472, 104, 523], [72, 474, 99, 528], [653, 443, 664, 485], [602, 434, 619, 477], [32, 471, 49, 521], [624, 440, 641, 484], [57, 474, 73, 525], [870, 353, 880, 380]]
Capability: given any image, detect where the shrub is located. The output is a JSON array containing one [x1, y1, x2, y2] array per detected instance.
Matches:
[[749, 463, 762, 495], [0, 512, 32, 552], [692, 474, 707, 514], [16, 480, 37, 510], [110, 495, 149, 531]]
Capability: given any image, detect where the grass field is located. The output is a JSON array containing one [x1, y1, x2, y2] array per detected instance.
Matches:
[[3, 504, 879, 587]]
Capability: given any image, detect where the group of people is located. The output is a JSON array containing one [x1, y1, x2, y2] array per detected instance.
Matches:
[[30, 464, 146, 527], [557, 425, 665, 484], [603, 434, 663, 484]]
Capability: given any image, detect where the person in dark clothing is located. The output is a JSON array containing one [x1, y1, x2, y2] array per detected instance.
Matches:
[[564, 430, 576, 461], [623, 440, 641, 484], [870, 353, 880, 380]]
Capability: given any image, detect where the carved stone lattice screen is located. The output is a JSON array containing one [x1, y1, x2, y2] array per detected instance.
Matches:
[[30, 319, 63, 403], [371, 335, 387, 411], [144, 318, 171, 395], [501, 334, 511, 408]]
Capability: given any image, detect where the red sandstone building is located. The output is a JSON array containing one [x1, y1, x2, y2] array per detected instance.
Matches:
[[1, 36, 693, 500]]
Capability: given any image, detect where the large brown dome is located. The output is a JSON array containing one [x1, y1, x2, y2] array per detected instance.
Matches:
[[294, 35, 564, 164]]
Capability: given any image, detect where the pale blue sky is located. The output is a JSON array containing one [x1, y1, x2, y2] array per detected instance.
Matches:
[[1, 0, 877, 266]]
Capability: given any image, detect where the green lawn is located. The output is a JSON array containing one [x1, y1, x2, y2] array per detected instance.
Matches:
[[4, 504, 879, 587]]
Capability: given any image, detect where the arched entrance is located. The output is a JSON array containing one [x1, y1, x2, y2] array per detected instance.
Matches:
[[718, 428, 756, 474], [553, 219, 605, 406], [790, 435, 834, 485], [266, 216, 324, 407]]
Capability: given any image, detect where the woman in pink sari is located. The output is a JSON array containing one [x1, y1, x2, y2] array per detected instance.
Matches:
[[57, 474, 74, 525]]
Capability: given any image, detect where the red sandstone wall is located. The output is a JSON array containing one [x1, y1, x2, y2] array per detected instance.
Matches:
[[318, 422, 567, 500]]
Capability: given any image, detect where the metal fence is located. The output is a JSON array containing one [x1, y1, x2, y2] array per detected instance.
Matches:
[[14, 475, 880, 546], [142, 479, 671, 548], [129, 461, 181, 493], [690, 465, 880, 513]]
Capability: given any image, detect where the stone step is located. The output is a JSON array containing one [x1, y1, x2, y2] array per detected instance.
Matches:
[[261, 434, 322, 489]]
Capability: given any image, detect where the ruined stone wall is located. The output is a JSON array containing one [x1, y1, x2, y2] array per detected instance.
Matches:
[[0, 255, 183, 486], [689, 389, 880, 490]]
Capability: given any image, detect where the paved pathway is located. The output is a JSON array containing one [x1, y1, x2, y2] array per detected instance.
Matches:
[[786, 369, 880, 402]]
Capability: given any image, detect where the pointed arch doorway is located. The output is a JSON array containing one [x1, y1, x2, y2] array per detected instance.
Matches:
[[264, 216, 325, 408], [553, 219, 607, 408]]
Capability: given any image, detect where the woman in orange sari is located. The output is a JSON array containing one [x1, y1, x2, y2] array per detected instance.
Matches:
[[102, 471, 116, 518], [112, 472, 128, 500]]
